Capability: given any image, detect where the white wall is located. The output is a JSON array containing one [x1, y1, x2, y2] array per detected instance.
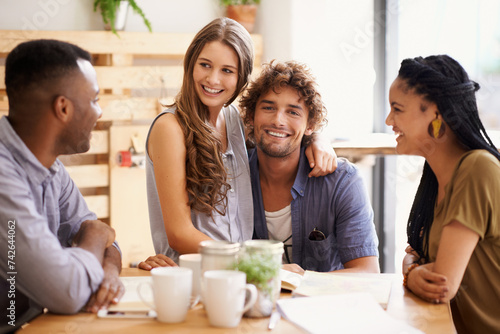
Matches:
[[0, 0, 105, 31], [257, 0, 375, 141], [0, 0, 376, 142], [254, 0, 293, 63], [0, 0, 220, 32]]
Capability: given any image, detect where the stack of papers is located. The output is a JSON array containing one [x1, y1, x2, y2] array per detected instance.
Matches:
[[277, 293, 423, 334]]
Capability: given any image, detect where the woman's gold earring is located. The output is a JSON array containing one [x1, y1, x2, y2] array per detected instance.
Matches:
[[428, 113, 445, 139]]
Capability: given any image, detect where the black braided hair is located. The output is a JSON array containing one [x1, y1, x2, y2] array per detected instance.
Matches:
[[398, 55, 500, 261]]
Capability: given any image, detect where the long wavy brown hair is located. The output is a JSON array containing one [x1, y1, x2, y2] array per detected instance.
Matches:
[[168, 17, 254, 217]]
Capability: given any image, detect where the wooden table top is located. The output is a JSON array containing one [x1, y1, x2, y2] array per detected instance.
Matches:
[[332, 133, 397, 157], [16, 268, 456, 334], [331, 131, 500, 158]]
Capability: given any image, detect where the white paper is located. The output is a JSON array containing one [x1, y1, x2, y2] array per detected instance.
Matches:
[[277, 293, 424, 334], [293, 271, 392, 309], [107, 276, 153, 312]]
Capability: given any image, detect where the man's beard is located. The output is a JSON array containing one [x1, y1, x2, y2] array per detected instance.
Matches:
[[256, 134, 294, 158]]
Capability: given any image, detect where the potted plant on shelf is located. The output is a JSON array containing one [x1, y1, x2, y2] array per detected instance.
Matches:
[[219, 0, 260, 33], [93, 0, 152, 36]]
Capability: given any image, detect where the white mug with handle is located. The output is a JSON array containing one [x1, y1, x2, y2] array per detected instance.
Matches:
[[203, 270, 258, 328], [137, 267, 198, 323]]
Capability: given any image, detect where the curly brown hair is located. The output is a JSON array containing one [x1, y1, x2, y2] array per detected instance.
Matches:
[[239, 60, 327, 147], [168, 18, 254, 217]]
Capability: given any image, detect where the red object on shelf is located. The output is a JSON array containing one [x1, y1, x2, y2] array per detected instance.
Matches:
[[118, 150, 132, 167]]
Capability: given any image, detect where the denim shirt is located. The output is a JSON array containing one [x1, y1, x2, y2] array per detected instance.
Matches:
[[250, 147, 379, 272]]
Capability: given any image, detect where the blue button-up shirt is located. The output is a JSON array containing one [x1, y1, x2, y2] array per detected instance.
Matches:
[[0, 116, 109, 329], [250, 147, 379, 272]]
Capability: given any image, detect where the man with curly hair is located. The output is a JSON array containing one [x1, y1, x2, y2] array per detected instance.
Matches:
[[240, 60, 380, 274]]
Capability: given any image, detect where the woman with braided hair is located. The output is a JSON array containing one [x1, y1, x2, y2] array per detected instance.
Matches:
[[386, 54, 500, 333]]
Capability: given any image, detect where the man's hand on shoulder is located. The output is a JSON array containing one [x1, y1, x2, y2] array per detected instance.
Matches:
[[305, 135, 338, 177]]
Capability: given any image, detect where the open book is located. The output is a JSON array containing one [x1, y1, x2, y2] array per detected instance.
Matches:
[[280, 268, 304, 291], [291, 271, 393, 309]]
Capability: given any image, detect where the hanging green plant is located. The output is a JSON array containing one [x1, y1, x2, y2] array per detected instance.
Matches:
[[93, 0, 152, 36]]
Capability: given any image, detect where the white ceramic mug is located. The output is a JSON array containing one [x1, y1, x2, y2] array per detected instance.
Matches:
[[202, 270, 258, 328], [137, 267, 196, 323], [179, 253, 202, 300]]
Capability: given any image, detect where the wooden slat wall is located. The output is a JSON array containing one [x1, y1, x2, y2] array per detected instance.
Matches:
[[109, 124, 154, 267], [85, 130, 109, 155], [64, 165, 109, 188], [0, 31, 194, 56], [0, 30, 262, 118], [83, 195, 109, 219], [0, 97, 7, 119], [0, 30, 263, 64], [0, 66, 183, 91], [99, 96, 162, 121]]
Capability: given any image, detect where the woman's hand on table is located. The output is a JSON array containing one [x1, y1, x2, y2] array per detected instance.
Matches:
[[138, 254, 178, 271], [406, 262, 448, 304]]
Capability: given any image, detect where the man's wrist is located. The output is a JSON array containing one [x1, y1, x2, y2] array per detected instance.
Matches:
[[103, 245, 122, 273]]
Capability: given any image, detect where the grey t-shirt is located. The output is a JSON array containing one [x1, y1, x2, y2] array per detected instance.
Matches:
[[146, 105, 253, 263]]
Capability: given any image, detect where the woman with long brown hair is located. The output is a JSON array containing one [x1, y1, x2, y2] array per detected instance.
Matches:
[[139, 18, 335, 267]]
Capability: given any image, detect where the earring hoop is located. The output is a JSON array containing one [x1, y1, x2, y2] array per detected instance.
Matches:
[[427, 112, 445, 139]]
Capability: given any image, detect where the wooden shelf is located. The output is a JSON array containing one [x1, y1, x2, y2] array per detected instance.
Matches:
[[332, 133, 397, 159], [0, 30, 263, 59]]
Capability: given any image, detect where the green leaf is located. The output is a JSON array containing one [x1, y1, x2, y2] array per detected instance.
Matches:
[[231, 251, 280, 295], [93, 0, 152, 37], [219, 0, 260, 6]]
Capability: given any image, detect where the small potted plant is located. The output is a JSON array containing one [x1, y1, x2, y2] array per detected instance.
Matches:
[[231, 240, 283, 318], [219, 0, 260, 33], [93, 0, 152, 36]]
